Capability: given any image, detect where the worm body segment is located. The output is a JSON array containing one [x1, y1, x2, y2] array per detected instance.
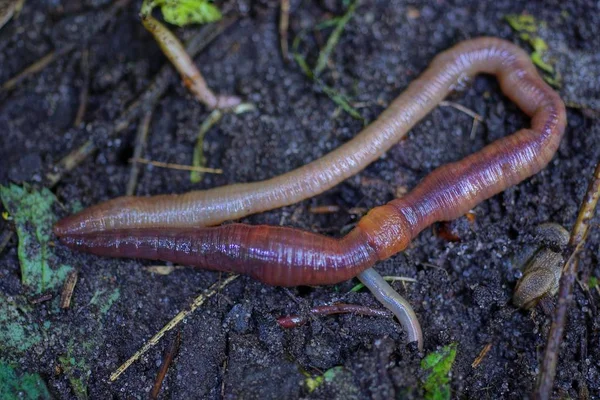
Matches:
[[55, 38, 566, 288]]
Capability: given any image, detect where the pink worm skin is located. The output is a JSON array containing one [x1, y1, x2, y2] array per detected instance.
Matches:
[[55, 38, 566, 288]]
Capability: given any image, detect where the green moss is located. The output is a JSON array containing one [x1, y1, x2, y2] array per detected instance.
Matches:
[[141, 0, 222, 26], [504, 14, 561, 86], [0, 361, 51, 400], [0, 184, 72, 294], [421, 343, 458, 400], [305, 366, 345, 393]]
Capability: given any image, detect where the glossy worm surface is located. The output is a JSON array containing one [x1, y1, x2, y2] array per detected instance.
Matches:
[[56, 38, 566, 288]]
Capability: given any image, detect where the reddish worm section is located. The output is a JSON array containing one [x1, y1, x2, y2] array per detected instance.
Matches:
[[55, 38, 566, 286]]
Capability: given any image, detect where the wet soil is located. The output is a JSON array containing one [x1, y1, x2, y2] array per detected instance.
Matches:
[[1, 0, 599, 399]]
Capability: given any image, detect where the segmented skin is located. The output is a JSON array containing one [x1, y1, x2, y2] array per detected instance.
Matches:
[[55, 37, 566, 288]]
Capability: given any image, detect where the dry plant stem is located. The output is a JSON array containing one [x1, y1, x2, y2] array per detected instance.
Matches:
[[277, 302, 392, 329], [535, 162, 600, 400], [1, 0, 131, 91], [149, 330, 181, 400], [57, 38, 566, 350], [141, 15, 241, 110], [73, 49, 90, 126], [129, 158, 223, 174], [2, 46, 74, 91], [60, 269, 78, 309], [126, 110, 154, 196], [109, 274, 238, 382], [46, 17, 238, 188], [279, 0, 290, 61]]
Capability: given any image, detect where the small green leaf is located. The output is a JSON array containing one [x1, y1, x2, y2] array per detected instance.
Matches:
[[0, 184, 72, 294], [589, 276, 598, 289], [421, 343, 458, 400], [0, 361, 51, 400], [160, 0, 222, 27], [305, 366, 344, 393]]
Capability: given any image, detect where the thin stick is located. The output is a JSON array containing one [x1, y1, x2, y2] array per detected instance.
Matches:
[[73, 49, 90, 126], [109, 274, 238, 382], [2, 0, 131, 92], [130, 158, 223, 174], [191, 109, 223, 183], [149, 330, 181, 400], [46, 16, 238, 189], [439, 100, 484, 140], [535, 161, 600, 399], [277, 303, 392, 329], [2, 46, 74, 91], [126, 110, 154, 195], [279, 0, 290, 61], [60, 269, 78, 309]]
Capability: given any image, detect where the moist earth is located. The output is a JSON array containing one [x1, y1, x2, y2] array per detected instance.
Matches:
[[0, 0, 599, 399]]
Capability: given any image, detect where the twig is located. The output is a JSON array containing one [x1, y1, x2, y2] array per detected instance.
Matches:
[[73, 49, 90, 126], [439, 100, 484, 139], [109, 274, 238, 382], [126, 110, 154, 196], [60, 270, 78, 309], [0, 0, 26, 31], [130, 158, 223, 174], [279, 0, 290, 61], [535, 161, 600, 399], [149, 330, 181, 400], [471, 343, 493, 368], [2, 0, 132, 92], [190, 102, 255, 183], [191, 109, 223, 183], [2, 46, 74, 91], [46, 16, 239, 188], [277, 303, 392, 329]]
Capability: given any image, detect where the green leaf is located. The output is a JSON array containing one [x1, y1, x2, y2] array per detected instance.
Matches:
[[160, 0, 222, 27], [0, 184, 72, 294], [305, 366, 344, 393], [421, 343, 458, 400], [0, 361, 51, 400]]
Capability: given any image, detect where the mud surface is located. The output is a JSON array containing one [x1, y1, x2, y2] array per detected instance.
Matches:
[[1, 0, 599, 399]]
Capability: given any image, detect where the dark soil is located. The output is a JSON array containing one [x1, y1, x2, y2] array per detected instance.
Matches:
[[1, 0, 599, 399]]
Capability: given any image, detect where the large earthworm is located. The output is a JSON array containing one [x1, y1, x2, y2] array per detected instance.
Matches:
[[55, 38, 566, 344]]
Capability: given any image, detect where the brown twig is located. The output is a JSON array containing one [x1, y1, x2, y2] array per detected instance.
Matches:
[[471, 343, 493, 368], [2, 0, 132, 92], [60, 269, 78, 309], [126, 110, 154, 196], [277, 303, 392, 329], [129, 158, 223, 174], [73, 49, 90, 126], [46, 16, 239, 189], [2, 46, 74, 91], [279, 0, 290, 61], [534, 161, 600, 399], [110, 274, 238, 382], [149, 330, 181, 400]]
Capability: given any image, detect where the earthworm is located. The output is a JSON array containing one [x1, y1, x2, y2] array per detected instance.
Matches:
[[55, 37, 566, 346], [277, 301, 392, 329]]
